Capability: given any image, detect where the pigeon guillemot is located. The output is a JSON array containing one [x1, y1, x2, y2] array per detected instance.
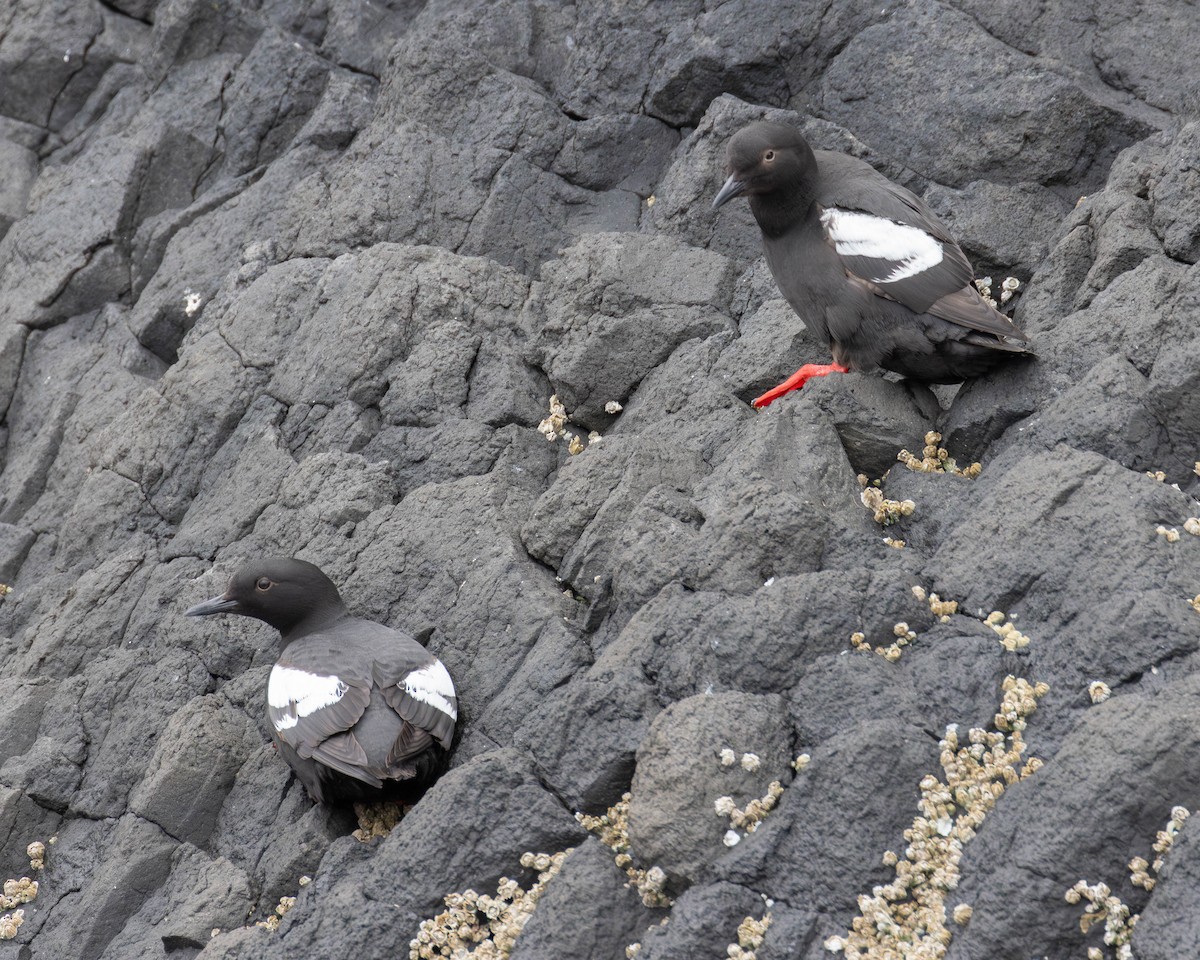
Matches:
[[186, 557, 458, 805], [712, 121, 1033, 408]]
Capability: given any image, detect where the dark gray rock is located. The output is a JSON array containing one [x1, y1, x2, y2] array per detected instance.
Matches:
[[921, 179, 1071, 278], [509, 838, 658, 960], [817, 1, 1151, 193], [629, 692, 794, 890], [128, 695, 262, 848], [1134, 827, 1200, 960], [944, 671, 1200, 960], [635, 882, 765, 960], [2, 0, 1200, 956], [529, 233, 737, 428]]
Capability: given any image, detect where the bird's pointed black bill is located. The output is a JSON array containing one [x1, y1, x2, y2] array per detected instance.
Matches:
[[185, 594, 239, 617], [712, 174, 746, 209]]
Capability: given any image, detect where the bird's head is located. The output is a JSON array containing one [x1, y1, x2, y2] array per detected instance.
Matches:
[[712, 121, 818, 209], [185, 556, 347, 636]]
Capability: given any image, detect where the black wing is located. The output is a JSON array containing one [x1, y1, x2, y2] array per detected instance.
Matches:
[[266, 660, 373, 774], [375, 654, 458, 758], [814, 152, 1027, 341]]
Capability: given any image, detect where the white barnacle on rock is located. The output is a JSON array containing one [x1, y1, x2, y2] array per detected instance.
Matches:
[[0, 910, 24, 940], [184, 288, 203, 316], [723, 829, 741, 847], [605, 400, 623, 414], [1088, 681, 1111, 704], [740, 752, 761, 772], [719, 748, 737, 767], [537, 395, 570, 442]]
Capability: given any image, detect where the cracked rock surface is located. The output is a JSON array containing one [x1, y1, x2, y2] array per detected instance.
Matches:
[[1, 1, 1200, 959]]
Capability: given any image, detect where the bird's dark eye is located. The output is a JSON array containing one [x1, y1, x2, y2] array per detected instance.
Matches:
[[764, 150, 776, 162], [256, 577, 272, 592]]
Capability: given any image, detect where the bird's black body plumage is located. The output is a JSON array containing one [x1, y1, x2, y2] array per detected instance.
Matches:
[[186, 557, 457, 805], [713, 121, 1032, 405]]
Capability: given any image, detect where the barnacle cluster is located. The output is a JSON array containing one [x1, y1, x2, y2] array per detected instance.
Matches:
[[973, 276, 1020, 309], [911, 586, 958, 621], [727, 912, 773, 960], [714, 781, 785, 844], [1065, 878, 1133, 960], [1155, 525, 1181, 543], [1189, 594, 1200, 615], [25, 843, 44, 872], [577, 795, 672, 907], [536, 395, 601, 456], [1184, 517, 1200, 536], [984, 611, 1029, 651], [1144, 469, 1166, 482], [0, 911, 22, 940], [897, 432, 981, 478], [859, 486, 915, 526], [0, 870, 40, 941], [852, 623, 918, 662], [256, 895, 297, 932], [409, 850, 571, 959], [823, 675, 1048, 959], [353, 800, 405, 841], [1062, 854, 1193, 960]]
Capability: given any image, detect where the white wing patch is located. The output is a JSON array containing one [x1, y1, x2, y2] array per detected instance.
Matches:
[[403, 661, 458, 721], [821, 208, 943, 282], [268, 665, 349, 731]]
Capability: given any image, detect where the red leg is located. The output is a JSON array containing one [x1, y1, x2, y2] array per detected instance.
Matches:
[[752, 363, 850, 409]]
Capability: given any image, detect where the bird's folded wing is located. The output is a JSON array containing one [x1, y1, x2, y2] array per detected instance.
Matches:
[[814, 157, 1026, 339], [267, 663, 372, 760], [375, 655, 459, 753]]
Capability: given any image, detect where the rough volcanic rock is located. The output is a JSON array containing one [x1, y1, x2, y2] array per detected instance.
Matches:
[[1, 0, 1199, 957]]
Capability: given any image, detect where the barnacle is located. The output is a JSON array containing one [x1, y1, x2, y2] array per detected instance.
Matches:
[[860, 486, 914, 526], [410, 851, 571, 959], [727, 912, 772, 960], [0, 910, 23, 940], [256, 895, 297, 931], [578, 796, 672, 907], [897, 432, 981, 477], [353, 800, 405, 841], [824, 676, 1047, 958], [1088, 681, 1111, 704], [985, 611, 1030, 651], [536, 395, 569, 442]]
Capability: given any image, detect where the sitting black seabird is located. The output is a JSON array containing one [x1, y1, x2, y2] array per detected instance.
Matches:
[[712, 121, 1032, 408], [186, 557, 457, 805]]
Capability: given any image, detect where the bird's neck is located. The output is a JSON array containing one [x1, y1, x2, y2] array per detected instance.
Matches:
[[279, 602, 350, 643], [749, 189, 814, 239]]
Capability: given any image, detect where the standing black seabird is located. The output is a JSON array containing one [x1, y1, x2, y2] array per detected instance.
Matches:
[[712, 121, 1032, 408], [186, 557, 457, 805]]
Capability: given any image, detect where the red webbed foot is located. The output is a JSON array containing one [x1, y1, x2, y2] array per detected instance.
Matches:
[[751, 363, 850, 409]]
